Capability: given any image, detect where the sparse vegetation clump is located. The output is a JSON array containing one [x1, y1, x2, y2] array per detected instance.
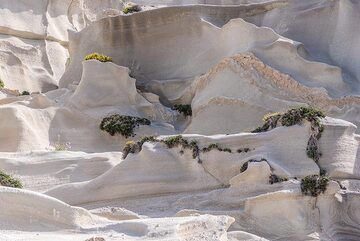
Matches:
[[21, 91, 30, 96], [252, 112, 282, 133], [202, 143, 220, 152], [237, 148, 251, 153], [280, 107, 325, 127], [100, 114, 151, 138], [50, 135, 71, 151], [54, 142, 71, 151], [122, 141, 140, 159], [240, 162, 249, 173], [269, 174, 288, 184], [301, 175, 329, 197], [172, 104, 192, 117], [251, 106, 326, 163], [202, 143, 232, 153], [252, 107, 325, 133], [123, 3, 141, 14], [85, 53, 113, 62], [122, 136, 158, 159], [240, 158, 267, 173], [0, 79, 4, 89], [0, 170, 23, 188], [162, 135, 199, 159]]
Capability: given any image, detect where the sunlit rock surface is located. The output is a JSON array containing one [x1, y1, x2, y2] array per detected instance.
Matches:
[[0, 0, 359, 240]]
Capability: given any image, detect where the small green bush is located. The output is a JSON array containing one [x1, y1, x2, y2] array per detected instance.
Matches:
[[100, 114, 151, 138], [172, 104, 192, 117], [123, 3, 141, 14], [85, 53, 113, 62], [0, 80, 4, 89], [252, 107, 325, 133], [0, 170, 22, 188], [21, 91, 30, 96], [269, 174, 288, 184], [301, 175, 329, 197], [281, 107, 325, 127]]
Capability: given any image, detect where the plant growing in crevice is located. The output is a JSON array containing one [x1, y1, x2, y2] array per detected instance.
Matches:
[[162, 135, 199, 159], [252, 107, 324, 133], [21, 91, 30, 96], [251, 106, 325, 163], [172, 104, 192, 117], [85, 53, 113, 62], [122, 136, 158, 159], [122, 141, 139, 159], [202, 143, 220, 153], [269, 174, 288, 184], [240, 158, 268, 173], [252, 112, 282, 133], [0, 170, 22, 188], [240, 162, 249, 173], [100, 114, 151, 138], [301, 175, 329, 197], [202, 143, 232, 153], [0, 79, 4, 89], [222, 148, 232, 153]]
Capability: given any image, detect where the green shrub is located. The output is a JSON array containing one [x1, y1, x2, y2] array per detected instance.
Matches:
[[162, 135, 199, 159], [301, 175, 329, 197], [280, 107, 325, 127], [122, 136, 158, 159], [251, 106, 325, 163], [269, 174, 288, 184], [172, 104, 192, 117], [0, 80, 4, 89], [21, 91, 30, 96], [0, 170, 22, 188], [100, 114, 151, 138], [85, 53, 113, 62], [123, 3, 141, 14], [139, 136, 157, 145], [202, 143, 220, 152], [222, 148, 232, 153], [122, 141, 140, 159], [252, 107, 325, 133]]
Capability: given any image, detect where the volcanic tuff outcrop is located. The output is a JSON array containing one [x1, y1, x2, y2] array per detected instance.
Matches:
[[0, 0, 359, 240]]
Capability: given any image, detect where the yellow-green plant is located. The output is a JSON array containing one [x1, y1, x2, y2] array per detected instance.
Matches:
[[85, 53, 113, 62]]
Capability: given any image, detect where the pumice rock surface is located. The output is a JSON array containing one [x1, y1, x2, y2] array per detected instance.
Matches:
[[0, 0, 359, 240]]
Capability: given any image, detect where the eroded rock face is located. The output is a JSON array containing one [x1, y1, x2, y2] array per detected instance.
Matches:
[[0, 0, 359, 240]]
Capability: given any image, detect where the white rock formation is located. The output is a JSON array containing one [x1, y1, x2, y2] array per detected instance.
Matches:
[[0, 0, 359, 240]]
